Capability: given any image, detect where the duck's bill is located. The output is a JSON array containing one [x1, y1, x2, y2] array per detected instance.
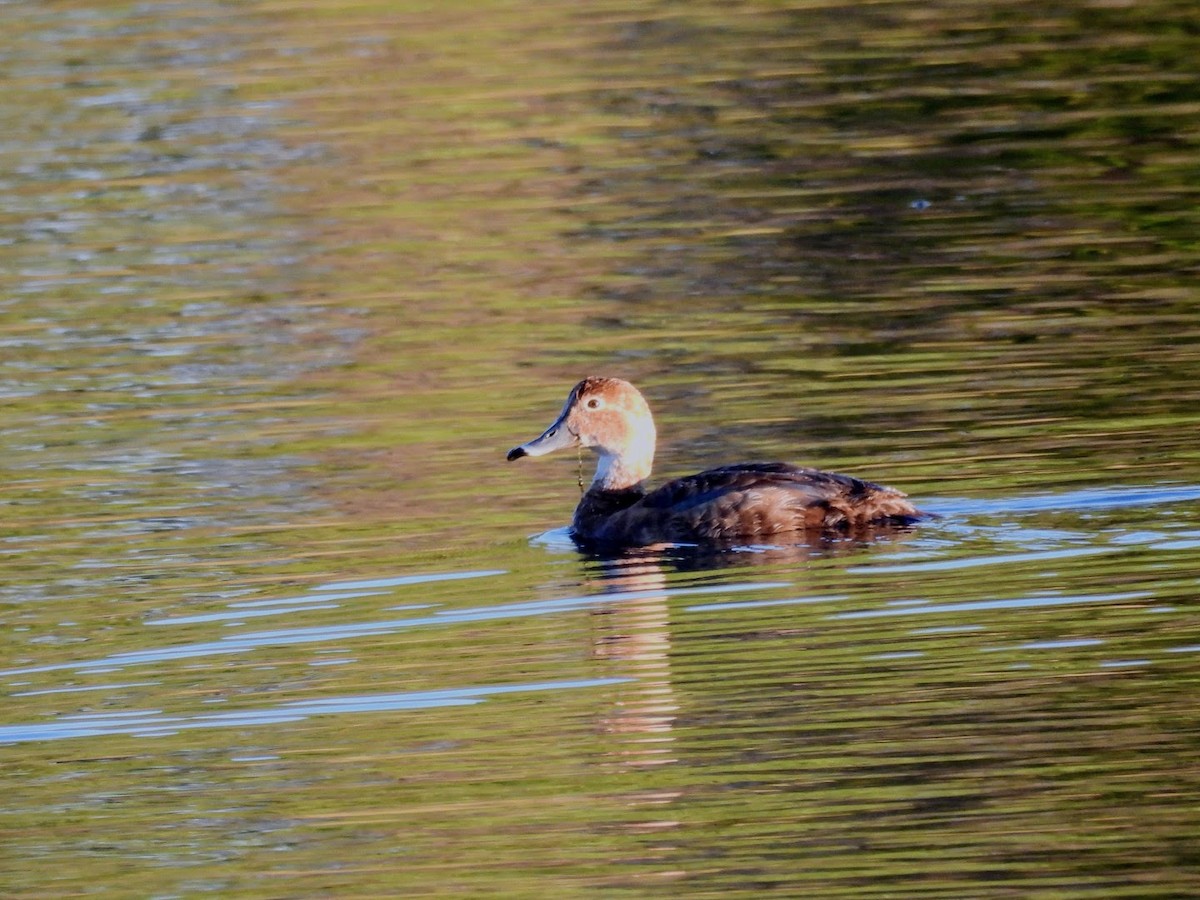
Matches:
[[506, 413, 578, 461]]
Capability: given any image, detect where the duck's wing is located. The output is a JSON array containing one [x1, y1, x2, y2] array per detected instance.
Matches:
[[600, 463, 922, 543]]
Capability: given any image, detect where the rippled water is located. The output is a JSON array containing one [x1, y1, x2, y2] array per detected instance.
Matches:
[[2, 0, 1199, 896]]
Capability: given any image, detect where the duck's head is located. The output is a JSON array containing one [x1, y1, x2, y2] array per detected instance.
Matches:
[[506, 377, 657, 490]]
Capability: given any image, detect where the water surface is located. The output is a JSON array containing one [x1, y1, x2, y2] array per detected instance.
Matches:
[[2, 0, 1199, 896]]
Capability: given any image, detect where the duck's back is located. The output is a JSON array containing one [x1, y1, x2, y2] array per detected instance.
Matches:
[[576, 463, 922, 545]]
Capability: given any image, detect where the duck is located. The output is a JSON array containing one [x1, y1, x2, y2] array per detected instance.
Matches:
[[506, 377, 926, 547]]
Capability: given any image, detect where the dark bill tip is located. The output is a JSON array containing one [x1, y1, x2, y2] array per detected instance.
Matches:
[[506, 446, 527, 462]]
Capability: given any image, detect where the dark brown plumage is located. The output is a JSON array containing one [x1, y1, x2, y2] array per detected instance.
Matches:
[[507, 378, 926, 547]]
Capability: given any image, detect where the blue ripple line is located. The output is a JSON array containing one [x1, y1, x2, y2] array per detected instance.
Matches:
[[0, 582, 787, 677], [848, 546, 1108, 574], [0, 677, 630, 745], [316, 570, 508, 592], [924, 484, 1200, 518], [686, 594, 847, 612], [832, 590, 1152, 619]]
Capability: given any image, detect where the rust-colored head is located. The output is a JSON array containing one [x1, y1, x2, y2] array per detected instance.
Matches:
[[506, 377, 657, 490]]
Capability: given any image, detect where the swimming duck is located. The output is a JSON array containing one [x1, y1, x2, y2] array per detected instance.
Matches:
[[506, 377, 925, 546]]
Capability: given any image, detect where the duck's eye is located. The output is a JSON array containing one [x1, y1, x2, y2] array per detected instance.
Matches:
[[585, 397, 602, 410]]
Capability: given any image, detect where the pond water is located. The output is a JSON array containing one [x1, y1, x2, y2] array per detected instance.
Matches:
[[2, 0, 1199, 896]]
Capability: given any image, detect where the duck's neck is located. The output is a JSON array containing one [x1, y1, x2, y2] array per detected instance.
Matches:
[[592, 452, 651, 491]]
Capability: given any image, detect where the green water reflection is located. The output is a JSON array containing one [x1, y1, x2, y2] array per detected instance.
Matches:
[[1, 0, 1199, 897]]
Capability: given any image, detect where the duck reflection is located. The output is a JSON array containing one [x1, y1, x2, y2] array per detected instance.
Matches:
[[576, 526, 916, 770], [582, 548, 679, 768]]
